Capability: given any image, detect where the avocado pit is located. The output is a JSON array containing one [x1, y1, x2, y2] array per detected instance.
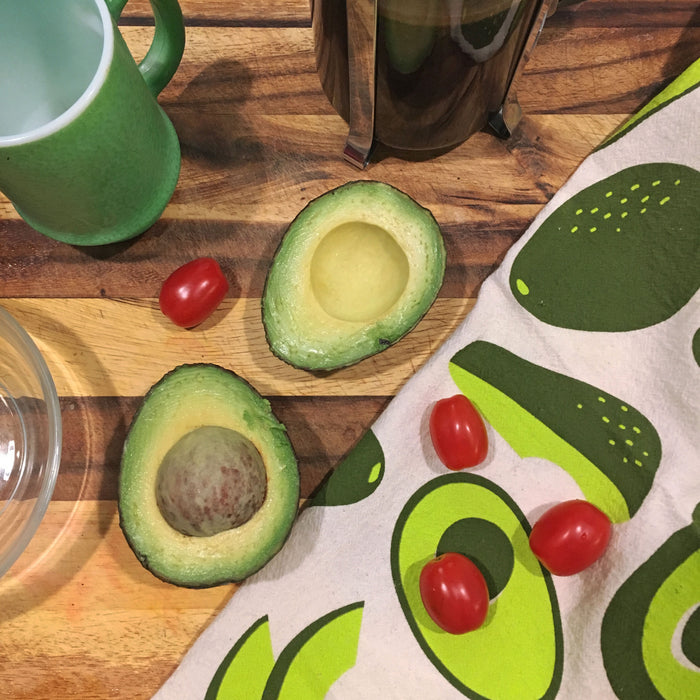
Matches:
[[309, 221, 409, 323], [156, 425, 267, 537]]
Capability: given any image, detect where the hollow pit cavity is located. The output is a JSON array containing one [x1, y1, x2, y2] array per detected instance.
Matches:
[[310, 221, 409, 322]]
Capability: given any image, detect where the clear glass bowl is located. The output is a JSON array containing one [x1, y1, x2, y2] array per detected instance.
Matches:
[[0, 306, 61, 578]]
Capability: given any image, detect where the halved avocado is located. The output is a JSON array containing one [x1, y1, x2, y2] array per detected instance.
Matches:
[[262, 181, 446, 371], [119, 364, 300, 588]]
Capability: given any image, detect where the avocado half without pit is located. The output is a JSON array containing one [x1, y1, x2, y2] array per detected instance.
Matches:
[[118, 364, 300, 588], [262, 181, 446, 371]]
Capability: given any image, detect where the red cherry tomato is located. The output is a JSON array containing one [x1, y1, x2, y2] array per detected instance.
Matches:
[[419, 552, 489, 634], [529, 499, 612, 576], [159, 257, 229, 328], [429, 394, 488, 470]]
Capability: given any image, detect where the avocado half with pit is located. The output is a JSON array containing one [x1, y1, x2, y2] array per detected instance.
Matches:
[[119, 364, 300, 588], [262, 181, 446, 371]]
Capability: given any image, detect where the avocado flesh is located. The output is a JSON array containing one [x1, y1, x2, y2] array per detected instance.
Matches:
[[262, 181, 446, 371], [310, 221, 410, 322], [119, 364, 300, 588]]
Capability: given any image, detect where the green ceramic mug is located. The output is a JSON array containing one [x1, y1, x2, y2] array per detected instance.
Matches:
[[0, 0, 185, 246]]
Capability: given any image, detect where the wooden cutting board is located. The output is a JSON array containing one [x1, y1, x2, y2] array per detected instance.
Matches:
[[0, 0, 697, 696]]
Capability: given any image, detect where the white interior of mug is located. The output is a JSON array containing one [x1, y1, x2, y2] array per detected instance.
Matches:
[[0, 0, 113, 145]]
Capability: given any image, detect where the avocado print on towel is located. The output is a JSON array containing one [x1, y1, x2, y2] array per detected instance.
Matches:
[[206, 603, 364, 699], [600, 61, 700, 150], [310, 430, 385, 507], [601, 503, 700, 699], [510, 162, 700, 331], [391, 473, 563, 699], [449, 341, 662, 523]]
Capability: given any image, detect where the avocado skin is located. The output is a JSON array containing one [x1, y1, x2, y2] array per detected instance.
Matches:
[[119, 363, 300, 588], [510, 162, 700, 331], [451, 341, 661, 520], [601, 504, 700, 698], [261, 180, 446, 372]]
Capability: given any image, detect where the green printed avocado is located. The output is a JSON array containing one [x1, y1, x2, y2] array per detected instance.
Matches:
[[601, 58, 700, 149], [310, 430, 385, 507], [601, 503, 700, 698], [510, 163, 700, 331], [449, 341, 661, 522], [206, 616, 275, 700], [391, 473, 563, 699], [264, 602, 364, 699], [206, 603, 364, 700], [693, 328, 700, 368]]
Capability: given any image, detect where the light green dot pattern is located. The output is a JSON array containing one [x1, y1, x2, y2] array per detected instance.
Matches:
[[579, 398, 652, 470], [516, 278, 530, 296]]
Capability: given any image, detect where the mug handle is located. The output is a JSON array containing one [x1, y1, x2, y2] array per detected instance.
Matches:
[[105, 0, 186, 96]]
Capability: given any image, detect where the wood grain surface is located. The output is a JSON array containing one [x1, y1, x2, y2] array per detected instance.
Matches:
[[1, 0, 698, 697]]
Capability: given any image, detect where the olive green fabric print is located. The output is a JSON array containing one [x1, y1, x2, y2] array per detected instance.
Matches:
[[510, 162, 700, 331], [450, 341, 662, 522], [436, 517, 515, 600], [693, 328, 700, 368], [601, 504, 700, 699], [310, 430, 385, 507], [682, 607, 700, 668]]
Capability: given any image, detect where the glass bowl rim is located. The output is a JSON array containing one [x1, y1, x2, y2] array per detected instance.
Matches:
[[0, 306, 62, 578]]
